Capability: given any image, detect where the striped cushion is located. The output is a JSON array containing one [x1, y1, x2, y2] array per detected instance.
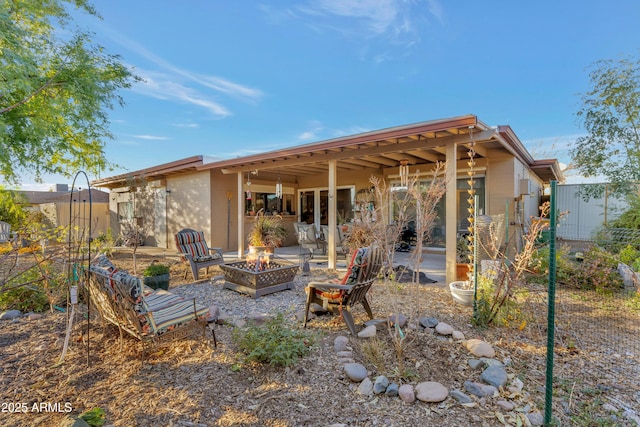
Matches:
[[143, 299, 209, 336], [341, 247, 368, 285], [313, 247, 369, 302], [91, 254, 143, 309], [175, 231, 209, 258], [142, 289, 185, 312], [193, 253, 221, 262]]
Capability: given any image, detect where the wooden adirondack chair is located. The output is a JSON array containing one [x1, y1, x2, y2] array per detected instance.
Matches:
[[0, 221, 16, 243], [294, 222, 326, 256], [303, 246, 383, 335], [174, 229, 224, 280], [320, 224, 349, 259]]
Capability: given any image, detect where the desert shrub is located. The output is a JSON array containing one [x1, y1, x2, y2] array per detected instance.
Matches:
[[232, 313, 315, 367], [1, 261, 66, 312], [527, 244, 576, 285], [357, 336, 388, 373], [568, 246, 623, 291], [609, 195, 640, 230], [93, 230, 115, 256], [0, 285, 48, 312], [473, 274, 498, 327], [618, 244, 640, 266]]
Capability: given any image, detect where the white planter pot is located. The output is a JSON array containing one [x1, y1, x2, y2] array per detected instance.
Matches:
[[449, 281, 474, 306]]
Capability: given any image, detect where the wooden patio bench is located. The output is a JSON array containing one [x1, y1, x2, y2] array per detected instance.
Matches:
[[86, 254, 215, 357]]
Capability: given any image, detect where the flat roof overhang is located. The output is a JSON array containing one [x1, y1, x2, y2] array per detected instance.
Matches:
[[91, 115, 563, 189]]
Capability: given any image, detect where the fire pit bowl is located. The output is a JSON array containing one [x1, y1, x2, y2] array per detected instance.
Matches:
[[220, 260, 299, 299]]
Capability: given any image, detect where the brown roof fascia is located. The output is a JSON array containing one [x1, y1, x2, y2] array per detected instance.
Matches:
[[198, 115, 482, 171], [496, 125, 535, 165], [497, 126, 565, 182], [531, 159, 565, 183], [91, 155, 205, 188]]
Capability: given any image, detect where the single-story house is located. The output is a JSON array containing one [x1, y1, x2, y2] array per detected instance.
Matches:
[[16, 185, 110, 236], [91, 114, 563, 283]]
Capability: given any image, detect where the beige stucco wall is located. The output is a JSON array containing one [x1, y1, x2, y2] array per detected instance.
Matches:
[[166, 171, 211, 250], [208, 170, 239, 251], [39, 202, 110, 237]]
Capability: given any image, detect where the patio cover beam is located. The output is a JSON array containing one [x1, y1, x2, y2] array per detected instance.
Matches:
[[218, 129, 497, 174]]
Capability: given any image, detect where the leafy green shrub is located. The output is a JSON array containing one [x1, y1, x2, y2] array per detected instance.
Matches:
[[0, 286, 49, 312], [528, 244, 576, 285], [609, 195, 640, 229], [618, 244, 640, 266], [92, 230, 115, 256], [528, 244, 623, 291], [0, 262, 65, 312], [143, 262, 170, 276], [569, 246, 623, 291], [79, 407, 106, 426], [232, 313, 315, 367]]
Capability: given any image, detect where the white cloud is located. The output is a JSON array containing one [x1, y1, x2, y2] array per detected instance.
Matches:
[[313, 0, 399, 34], [298, 120, 325, 141], [173, 122, 199, 128], [299, 131, 316, 141], [292, 0, 443, 42], [332, 125, 370, 137], [426, 0, 445, 25], [105, 28, 262, 115], [132, 71, 231, 117], [131, 134, 170, 141]]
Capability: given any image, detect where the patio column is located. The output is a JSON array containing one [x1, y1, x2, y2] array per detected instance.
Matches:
[[445, 142, 457, 285], [328, 159, 337, 269], [237, 171, 245, 258]]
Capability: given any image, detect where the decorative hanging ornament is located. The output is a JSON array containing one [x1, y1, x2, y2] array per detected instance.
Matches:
[[246, 172, 252, 200], [399, 159, 410, 186], [275, 173, 283, 198]]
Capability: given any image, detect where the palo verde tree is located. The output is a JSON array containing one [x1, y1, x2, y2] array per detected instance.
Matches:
[[0, 0, 137, 185], [573, 55, 640, 199]]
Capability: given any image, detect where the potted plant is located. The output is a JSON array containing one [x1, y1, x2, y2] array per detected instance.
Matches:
[[247, 210, 287, 254], [456, 235, 472, 281], [142, 261, 171, 290], [448, 235, 474, 305]]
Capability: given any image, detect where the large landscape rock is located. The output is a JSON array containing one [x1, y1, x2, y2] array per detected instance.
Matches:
[[465, 338, 495, 358], [415, 381, 448, 402], [344, 363, 368, 382]]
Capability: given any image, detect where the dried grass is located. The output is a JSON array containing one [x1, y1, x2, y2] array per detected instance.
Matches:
[[0, 252, 638, 426]]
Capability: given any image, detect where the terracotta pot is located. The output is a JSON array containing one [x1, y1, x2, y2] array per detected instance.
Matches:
[[456, 263, 470, 281]]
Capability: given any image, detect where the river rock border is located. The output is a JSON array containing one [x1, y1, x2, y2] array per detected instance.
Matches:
[[334, 315, 545, 427]]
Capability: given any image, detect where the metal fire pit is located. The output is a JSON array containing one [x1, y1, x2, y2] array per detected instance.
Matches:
[[220, 261, 298, 299]]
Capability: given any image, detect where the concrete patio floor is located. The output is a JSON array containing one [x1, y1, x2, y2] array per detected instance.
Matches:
[[269, 245, 446, 284], [127, 244, 447, 284]]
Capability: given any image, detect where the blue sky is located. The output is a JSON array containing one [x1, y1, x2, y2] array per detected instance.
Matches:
[[18, 0, 640, 189]]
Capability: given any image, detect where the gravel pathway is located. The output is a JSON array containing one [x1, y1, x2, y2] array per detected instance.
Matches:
[[168, 270, 339, 321]]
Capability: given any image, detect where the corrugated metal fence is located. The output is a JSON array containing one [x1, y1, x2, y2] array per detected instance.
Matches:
[[556, 184, 629, 241]]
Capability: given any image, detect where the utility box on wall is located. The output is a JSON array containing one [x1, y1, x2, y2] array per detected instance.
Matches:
[[519, 179, 532, 196]]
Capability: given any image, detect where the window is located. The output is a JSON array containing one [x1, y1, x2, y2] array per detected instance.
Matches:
[[117, 201, 133, 222], [389, 177, 486, 248], [245, 192, 294, 215]]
